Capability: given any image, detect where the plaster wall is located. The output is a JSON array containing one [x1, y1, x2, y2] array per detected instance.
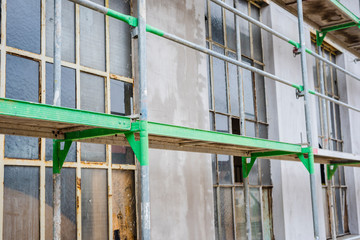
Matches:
[[144, 0, 215, 239]]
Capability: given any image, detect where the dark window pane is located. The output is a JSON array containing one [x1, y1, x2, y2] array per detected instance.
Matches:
[[46, 63, 76, 108], [46, 0, 75, 62], [260, 159, 271, 185], [80, 0, 105, 70], [112, 170, 137, 239], [259, 124, 268, 139], [231, 118, 240, 135], [45, 168, 76, 240], [234, 156, 243, 183], [237, 0, 250, 57], [4, 166, 39, 239], [81, 169, 108, 239], [242, 59, 255, 119], [235, 187, 245, 240], [210, 1, 224, 45], [80, 72, 105, 162], [218, 155, 232, 184], [250, 188, 262, 240], [112, 146, 134, 165], [225, 0, 236, 50], [210, 112, 215, 131], [110, 79, 133, 116], [6, 54, 39, 102], [255, 64, 266, 122], [5, 135, 39, 159], [251, 5, 262, 61], [335, 104, 341, 140], [212, 154, 217, 184], [109, 0, 132, 77], [228, 52, 240, 116], [213, 45, 228, 113], [7, 0, 40, 53], [219, 188, 234, 240]]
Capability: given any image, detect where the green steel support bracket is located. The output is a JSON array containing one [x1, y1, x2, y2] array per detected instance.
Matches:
[[316, 30, 327, 47], [65, 128, 127, 141], [327, 164, 338, 180], [125, 132, 141, 161], [297, 152, 315, 175], [251, 150, 297, 158], [53, 140, 73, 174], [316, 22, 360, 46], [242, 157, 257, 179]]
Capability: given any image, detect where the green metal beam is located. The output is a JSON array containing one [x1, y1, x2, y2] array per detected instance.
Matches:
[[242, 157, 257, 179], [0, 98, 131, 130], [147, 122, 302, 153], [53, 140, 73, 174], [251, 150, 298, 158], [65, 128, 128, 141]]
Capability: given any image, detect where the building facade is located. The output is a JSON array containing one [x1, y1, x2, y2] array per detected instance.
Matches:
[[1, 0, 360, 239]]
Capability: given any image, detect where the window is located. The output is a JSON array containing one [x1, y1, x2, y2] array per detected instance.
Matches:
[[312, 40, 349, 238], [312, 41, 342, 151], [206, 0, 272, 239], [1, 0, 136, 239]]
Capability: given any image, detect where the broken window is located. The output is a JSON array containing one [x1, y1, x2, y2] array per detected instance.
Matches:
[[206, 0, 272, 239]]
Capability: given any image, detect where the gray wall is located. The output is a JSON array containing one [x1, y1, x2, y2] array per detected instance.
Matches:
[[145, 0, 215, 239]]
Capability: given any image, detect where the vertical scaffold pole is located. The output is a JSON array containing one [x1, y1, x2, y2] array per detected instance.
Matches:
[[235, 1, 251, 239], [53, 0, 62, 239], [317, 45, 336, 239], [138, 0, 151, 239], [296, 1, 320, 239]]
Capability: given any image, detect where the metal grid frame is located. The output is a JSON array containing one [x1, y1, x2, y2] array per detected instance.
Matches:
[[0, 0, 137, 239]]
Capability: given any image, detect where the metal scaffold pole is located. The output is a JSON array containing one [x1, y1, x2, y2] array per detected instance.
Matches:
[[53, 0, 62, 239], [296, 0, 320, 239], [234, 0, 251, 238], [138, 0, 151, 239]]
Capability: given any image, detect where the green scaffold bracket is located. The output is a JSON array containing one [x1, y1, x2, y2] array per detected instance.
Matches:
[[242, 157, 257, 179], [327, 164, 338, 180], [297, 152, 315, 175], [316, 30, 327, 47], [53, 140, 73, 174], [125, 132, 141, 162]]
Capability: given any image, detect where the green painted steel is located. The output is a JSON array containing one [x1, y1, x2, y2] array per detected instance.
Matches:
[[297, 153, 312, 174], [139, 121, 149, 166], [53, 140, 73, 174], [242, 157, 257, 179], [125, 132, 141, 161], [106, 8, 164, 36], [107, 9, 138, 27], [65, 128, 128, 141], [288, 40, 300, 49], [251, 150, 297, 158], [0, 97, 131, 130], [327, 164, 338, 180], [147, 122, 302, 153]]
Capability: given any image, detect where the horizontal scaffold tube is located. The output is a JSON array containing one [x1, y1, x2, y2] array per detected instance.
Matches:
[[210, 0, 360, 83], [67, 0, 360, 114]]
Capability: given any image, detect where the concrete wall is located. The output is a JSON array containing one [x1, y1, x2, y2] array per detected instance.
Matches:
[[145, 0, 215, 239]]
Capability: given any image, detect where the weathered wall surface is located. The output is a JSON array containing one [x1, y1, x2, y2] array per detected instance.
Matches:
[[145, 0, 215, 239]]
